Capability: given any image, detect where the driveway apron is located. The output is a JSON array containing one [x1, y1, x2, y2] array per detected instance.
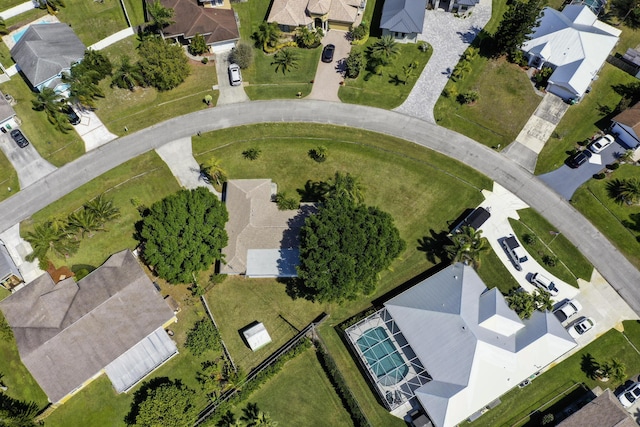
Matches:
[[307, 31, 352, 102], [215, 51, 250, 105], [0, 131, 56, 188]]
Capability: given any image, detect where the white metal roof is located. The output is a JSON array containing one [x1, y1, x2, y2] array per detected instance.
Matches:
[[246, 248, 299, 278], [243, 322, 272, 351]]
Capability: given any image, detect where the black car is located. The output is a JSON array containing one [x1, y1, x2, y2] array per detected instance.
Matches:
[[62, 105, 81, 125], [10, 129, 29, 148], [567, 150, 592, 168], [322, 44, 335, 63]]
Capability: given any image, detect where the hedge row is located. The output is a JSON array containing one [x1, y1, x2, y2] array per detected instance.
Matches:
[[315, 341, 371, 427], [338, 306, 380, 330]]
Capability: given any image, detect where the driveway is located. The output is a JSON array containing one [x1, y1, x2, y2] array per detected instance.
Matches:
[[307, 31, 352, 102], [74, 109, 118, 151], [539, 141, 626, 200], [0, 129, 56, 188], [214, 51, 249, 105], [0, 224, 45, 285], [394, 0, 492, 122]]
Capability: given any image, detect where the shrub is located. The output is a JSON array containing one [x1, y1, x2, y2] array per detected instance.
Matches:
[[607, 162, 620, 170], [345, 51, 365, 78], [185, 319, 222, 356], [443, 85, 458, 99], [242, 147, 261, 160], [201, 57, 208, 64], [229, 42, 254, 69], [189, 33, 208, 56], [418, 41, 429, 52], [542, 254, 557, 267], [594, 172, 606, 180], [308, 145, 327, 162], [275, 192, 299, 210], [522, 233, 537, 245], [457, 91, 479, 104], [351, 21, 368, 41]]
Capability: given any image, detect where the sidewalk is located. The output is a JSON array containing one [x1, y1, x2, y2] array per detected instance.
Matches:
[[0, 1, 35, 20], [89, 27, 135, 51]]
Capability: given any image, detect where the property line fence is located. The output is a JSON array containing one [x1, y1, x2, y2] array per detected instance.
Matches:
[[194, 313, 328, 426], [200, 295, 236, 372]]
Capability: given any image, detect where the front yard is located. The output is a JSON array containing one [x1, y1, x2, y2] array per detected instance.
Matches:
[[0, 149, 18, 202]]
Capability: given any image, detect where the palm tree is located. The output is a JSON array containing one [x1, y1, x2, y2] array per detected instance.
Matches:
[[216, 410, 242, 427], [444, 226, 488, 269], [200, 157, 227, 186], [63, 70, 104, 110], [240, 402, 260, 425], [0, 18, 8, 36], [24, 221, 79, 267], [111, 56, 145, 90], [147, 0, 175, 30], [451, 60, 471, 81], [532, 289, 553, 312], [608, 178, 640, 205], [402, 61, 418, 85], [67, 209, 103, 238], [38, 0, 65, 13], [296, 26, 322, 48], [253, 412, 278, 426], [271, 49, 299, 74], [254, 21, 281, 49], [326, 172, 365, 204], [84, 194, 121, 224], [32, 87, 63, 117], [370, 35, 399, 65]]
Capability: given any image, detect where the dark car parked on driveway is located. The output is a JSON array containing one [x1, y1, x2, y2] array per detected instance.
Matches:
[[62, 105, 80, 125], [567, 150, 592, 168], [322, 44, 335, 63], [10, 129, 29, 148]]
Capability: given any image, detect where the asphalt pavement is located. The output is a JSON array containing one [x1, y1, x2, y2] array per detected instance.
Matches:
[[0, 100, 639, 315]]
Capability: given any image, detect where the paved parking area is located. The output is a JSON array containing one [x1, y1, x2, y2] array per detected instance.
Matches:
[[0, 129, 56, 188], [0, 224, 45, 285], [307, 31, 352, 102], [214, 51, 250, 105]]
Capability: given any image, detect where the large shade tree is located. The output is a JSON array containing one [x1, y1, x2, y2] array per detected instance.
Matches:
[[131, 380, 197, 427], [139, 187, 228, 284], [297, 190, 405, 302], [138, 36, 190, 91], [492, 0, 545, 57]]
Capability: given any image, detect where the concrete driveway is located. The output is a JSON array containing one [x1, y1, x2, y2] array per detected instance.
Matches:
[[539, 141, 626, 200], [215, 51, 249, 105], [307, 31, 352, 102], [0, 129, 56, 188], [74, 109, 118, 151], [0, 224, 45, 284]]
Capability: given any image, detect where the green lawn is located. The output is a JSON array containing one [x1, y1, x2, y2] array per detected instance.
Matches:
[[0, 41, 15, 70], [535, 64, 637, 174], [20, 151, 181, 271], [509, 208, 593, 286], [571, 165, 640, 269], [476, 247, 520, 294], [0, 76, 84, 167], [122, 0, 146, 27], [4, 8, 47, 29], [232, 348, 354, 426], [56, 0, 128, 46], [0, 0, 28, 9], [471, 322, 640, 427], [0, 148, 19, 202], [232, 0, 271, 41], [338, 40, 432, 109]]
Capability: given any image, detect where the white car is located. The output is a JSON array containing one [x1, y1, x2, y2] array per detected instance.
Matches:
[[619, 382, 640, 407], [530, 272, 559, 296], [588, 134, 614, 154], [567, 317, 595, 339], [553, 299, 582, 322], [228, 63, 242, 86]]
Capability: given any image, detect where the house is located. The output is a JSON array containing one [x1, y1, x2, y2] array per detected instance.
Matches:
[[557, 388, 636, 427], [0, 91, 18, 133], [10, 23, 86, 93], [345, 263, 576, 427], [521, 5, 620, 101], [267, 0, 363, 32], [155, 0, 240, 53], [611, 102, 640, 149], [221, 179, 315, 278], [428, 0, 479, 13], [0, 243, 22, 291], [379, 0, 426, 42], [0, 250, 178, 405]]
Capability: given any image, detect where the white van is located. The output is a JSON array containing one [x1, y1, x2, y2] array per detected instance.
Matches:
[[531, 272, 559, 296], [502, 235, 528, 271]]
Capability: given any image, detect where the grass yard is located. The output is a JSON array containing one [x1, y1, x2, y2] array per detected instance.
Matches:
[[233, 0, 271, 41], [4, 8, 47, 30], [509, 208, 593, 286], [338, 40, 432, 110], [122, 0, 146, 27], [476, 247, 520, 294], [0, 41, 14, 69], [20, 151, 180, 271], [0, 76, 84, 167], [0, 0, 28, 9], [571, 165, 640, 270], [535, 64, 637, 174], [0, 148, 18, 202], [229, 347, 354, 426], [56, 0, 128, 46]]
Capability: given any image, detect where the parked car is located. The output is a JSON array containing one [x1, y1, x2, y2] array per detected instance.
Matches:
[[567, 150, 592, 168], [619, 382, 640, 407], [588, 134, 614, 154], [10, 129, 29, 148], [567, 316, 595, 339], [530, 272, 559, 296], [228, 63, 242, 86], [62, 105, 80, 125], [502, 235, 528, 271], [322, 44, 335, 63], [553, 299, 582, 322]]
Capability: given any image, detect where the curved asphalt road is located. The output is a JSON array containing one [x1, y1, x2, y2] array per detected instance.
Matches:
[[1, 100, 639, 313]]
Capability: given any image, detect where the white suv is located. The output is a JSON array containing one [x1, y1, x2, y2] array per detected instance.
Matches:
[[619, 382, 640, 407], [553, 299, 582, 322]]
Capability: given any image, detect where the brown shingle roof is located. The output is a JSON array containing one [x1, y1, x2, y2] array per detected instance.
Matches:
[[0, 250, 175, 403], [613, 102, 640, 137], [157, 0, 239, 44], [557, 389, 636, 427]]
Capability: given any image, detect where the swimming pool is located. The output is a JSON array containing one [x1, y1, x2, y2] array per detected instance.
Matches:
[[356, 327, 408, 386], [12, 21, 52, 43]]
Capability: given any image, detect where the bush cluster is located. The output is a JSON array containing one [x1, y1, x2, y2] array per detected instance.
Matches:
[[185, 319, 222, 356]]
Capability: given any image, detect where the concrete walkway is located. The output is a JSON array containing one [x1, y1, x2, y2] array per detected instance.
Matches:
[[504, 93, 570, 172], [395, 0, 492, 122], [89, 27, 136, 51], [155, 137, 220, 197], [307, 31, 351, 102], [0, 100, 639, 317], [0, 1, 35, 20]]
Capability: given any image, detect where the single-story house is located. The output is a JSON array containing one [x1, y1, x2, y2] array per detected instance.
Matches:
[[11, 23, 86, 93], [0, 243, 22, 291], [0, 91, 18, 133], [0, 250, 178, 406], [221, 179, 315, 278], [155, 0, 240, 53], [557, 388, 636, 427], [521, 5, 620, 101], [611, 102, 640, 149], [428, 0, 479, 13], [346, 263, 576, 427], [267, 0, 363, 33], [379, 0, 426, 42]]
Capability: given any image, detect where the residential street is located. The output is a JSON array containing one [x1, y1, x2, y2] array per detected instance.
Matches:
[[0, 100, 639, 315]]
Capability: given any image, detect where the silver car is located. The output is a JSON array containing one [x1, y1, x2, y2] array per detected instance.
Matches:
[[228, 63, 242, 86]]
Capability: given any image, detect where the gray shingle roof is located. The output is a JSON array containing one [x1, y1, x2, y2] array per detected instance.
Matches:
[[10, 23, 86, 88], [0, 91, 16, 124], [0, 250, 175, 403], [380, 0, 426, 34]]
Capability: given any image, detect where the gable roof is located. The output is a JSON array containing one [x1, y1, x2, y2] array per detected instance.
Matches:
[[0, 250, 175, 403], [221, 179, 315, 276], [613, 102, 640, 135], [521, 5, 620, 98], [384, 264, 576, 427], [267, 0, 359, 27], [558, 389, 636, 427], [158, 0, 239, 45], [10, 23, 86, 88], [379, 0, 426, 34]]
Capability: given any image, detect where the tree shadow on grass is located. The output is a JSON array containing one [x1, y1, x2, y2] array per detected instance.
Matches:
[[416, 229, 450, 264], [296, 179, 329, 203], [580, 353, 599, 380], [279, 277, 317, 302]]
